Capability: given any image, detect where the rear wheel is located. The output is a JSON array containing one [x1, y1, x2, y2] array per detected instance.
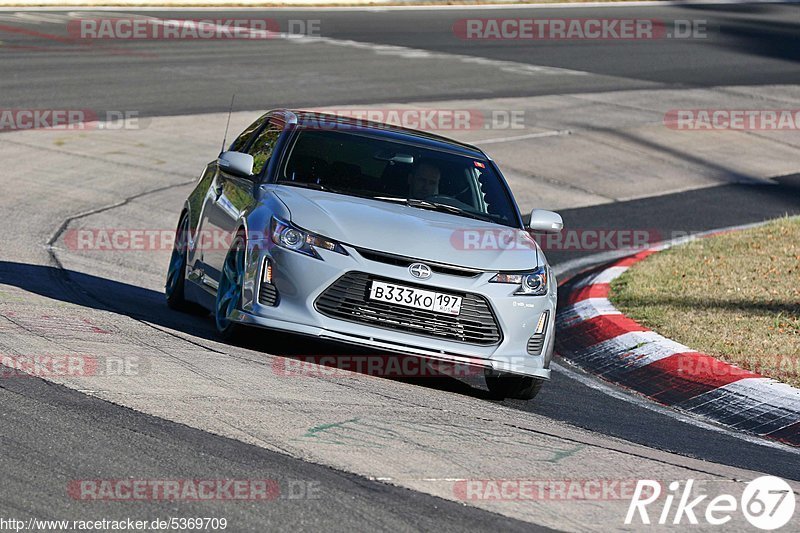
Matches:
[[485, 373, 544, 400], [215, 233, 247, 341]]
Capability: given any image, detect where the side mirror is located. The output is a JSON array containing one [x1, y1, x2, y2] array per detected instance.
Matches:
[[528, 209, 563, 233], [218, 151, 254, 178]]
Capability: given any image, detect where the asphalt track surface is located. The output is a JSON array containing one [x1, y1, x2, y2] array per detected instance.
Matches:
[[0, 4, 796, 115], [1, 3, 800, 531]]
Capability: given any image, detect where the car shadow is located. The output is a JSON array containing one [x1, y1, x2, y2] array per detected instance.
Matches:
[[0, 260, 497, 400]]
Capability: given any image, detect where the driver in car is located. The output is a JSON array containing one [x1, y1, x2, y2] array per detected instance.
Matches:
[[409, 161, 441, 199]]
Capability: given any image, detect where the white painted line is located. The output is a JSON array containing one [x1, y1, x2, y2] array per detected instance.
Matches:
[[142, 17, 592, 78], [553, 249, 638, 281], [473, 129, 570, 145], [291, 34, 589, 76]]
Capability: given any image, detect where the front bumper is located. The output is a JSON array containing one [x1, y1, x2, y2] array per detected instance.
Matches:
[[236, 238, 556, 380]]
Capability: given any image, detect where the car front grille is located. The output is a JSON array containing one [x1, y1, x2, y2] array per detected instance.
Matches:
[[315, 272, 501, 346], [354, 248, 481, 278]]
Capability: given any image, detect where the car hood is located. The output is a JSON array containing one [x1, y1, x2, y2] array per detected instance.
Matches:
[[272, 186, 543, 271]]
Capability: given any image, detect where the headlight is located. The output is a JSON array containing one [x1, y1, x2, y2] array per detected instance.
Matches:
[[270, 217, 347, 258], [490, 266, 548, 296]]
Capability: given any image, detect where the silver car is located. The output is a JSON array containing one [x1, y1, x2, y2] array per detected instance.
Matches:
[[165, 109, 563, 399]]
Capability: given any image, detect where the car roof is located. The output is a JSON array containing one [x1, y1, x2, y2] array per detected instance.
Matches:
[[273, 109, 489, 159]]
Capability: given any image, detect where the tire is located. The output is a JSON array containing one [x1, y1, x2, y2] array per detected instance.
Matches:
[[485, 374, 544, 400], [215, 232, 248, 341], [165, 214, 192, 311]]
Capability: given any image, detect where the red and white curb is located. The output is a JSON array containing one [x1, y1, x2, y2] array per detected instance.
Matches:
[[556, 245, 800, 447]]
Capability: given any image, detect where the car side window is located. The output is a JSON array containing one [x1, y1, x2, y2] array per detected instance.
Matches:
[[229, 115, 267, 153], [247, 121, 282, 176]]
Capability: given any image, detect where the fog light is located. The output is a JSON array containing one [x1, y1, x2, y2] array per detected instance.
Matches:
[[262, 258, 273, 284], [535, 310, 548, 335], [528, 311, 549, 355], [259, 258, 278, 307]]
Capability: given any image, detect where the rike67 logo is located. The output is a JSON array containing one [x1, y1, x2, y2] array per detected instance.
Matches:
[[626, 476, 796, 530]]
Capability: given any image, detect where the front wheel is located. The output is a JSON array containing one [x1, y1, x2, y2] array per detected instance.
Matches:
[[166, 214, 190, 310], [215, 233, 247, 341], [485, 373, 544, 400]]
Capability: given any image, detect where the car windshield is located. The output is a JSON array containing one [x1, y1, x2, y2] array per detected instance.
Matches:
[[278, 129, 520, 227]]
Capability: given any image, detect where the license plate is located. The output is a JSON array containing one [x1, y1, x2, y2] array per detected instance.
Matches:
[[368, 280, 462, 316]]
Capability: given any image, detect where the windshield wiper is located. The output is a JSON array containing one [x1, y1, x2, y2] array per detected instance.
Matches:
[[409, 199, 495, 222], [275, 180, 343, 194], [372, 196, 408, 204], [374, 196, 495, 223]]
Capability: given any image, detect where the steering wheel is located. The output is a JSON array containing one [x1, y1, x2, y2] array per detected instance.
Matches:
[[451, 184, 471, 198]]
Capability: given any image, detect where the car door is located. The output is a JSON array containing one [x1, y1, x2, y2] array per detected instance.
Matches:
[[203, 117, 284, 293], [189, 114, 268, 294]]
